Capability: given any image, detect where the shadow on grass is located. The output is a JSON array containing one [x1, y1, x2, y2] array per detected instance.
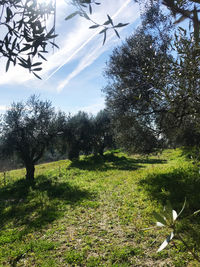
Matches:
[[139, 166, 200, 248], [140, 167, 200, 210], [69, 153, 166, 171], [0, 175, 93, 232]]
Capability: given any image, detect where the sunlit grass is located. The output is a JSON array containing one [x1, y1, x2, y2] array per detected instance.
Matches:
[[0, 149, 199, 266]]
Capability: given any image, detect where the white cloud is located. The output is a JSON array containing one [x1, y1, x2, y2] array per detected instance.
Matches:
[[82, 103, 105, 115], [0, 65, 32, 86], [55, 26, 123, 92], [0, 0, 140, 87], [42, 0, 130, 83], [81, 101, 105, 115], [0, 105, 8, 112], [0, 0, 68, 85], [56, 35, 106, 92], [43, 27, 100, 85], [55, 0, 140, 92], [68, 98, 105, 115]]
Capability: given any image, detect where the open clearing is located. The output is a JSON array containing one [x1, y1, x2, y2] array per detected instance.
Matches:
[[0, 149, 199, 266]]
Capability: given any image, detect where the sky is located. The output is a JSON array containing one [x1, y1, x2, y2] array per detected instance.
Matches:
[[0, 0, 141, 115]]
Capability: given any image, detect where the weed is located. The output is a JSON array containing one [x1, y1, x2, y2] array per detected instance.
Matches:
[[65, 249, 85, 265]]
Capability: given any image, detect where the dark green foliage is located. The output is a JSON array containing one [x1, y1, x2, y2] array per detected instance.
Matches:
[[0, 95, 59, 181], [0, 0, 56, 76], [61, 110, 114, 160], [92, 109, 114, 155], [163, 0, 200, 45], [103, 24, 171, 152], [62, 111, 94, 160], [113, 115, 159, 154], [103, 3, 200, 151], [0, 101, 115, 170], [160, 114, 200, 148], [156, 29, 200, 147]]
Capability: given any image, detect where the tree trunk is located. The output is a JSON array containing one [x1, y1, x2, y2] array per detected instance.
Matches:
[[25, 163, 35, 181], [99, 146, 104, 156], [68, 147, 79, 161]]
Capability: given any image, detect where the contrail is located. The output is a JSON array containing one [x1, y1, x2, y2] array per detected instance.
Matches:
[[44, 0, 131, 83]]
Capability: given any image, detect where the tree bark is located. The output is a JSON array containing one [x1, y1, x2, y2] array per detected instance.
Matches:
[[99, 146, 104, 156], [68, 147, 79, 161], [25, 162, 35, 181]]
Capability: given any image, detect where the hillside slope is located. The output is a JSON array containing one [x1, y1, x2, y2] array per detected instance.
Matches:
[[0, 149, 199, 266]]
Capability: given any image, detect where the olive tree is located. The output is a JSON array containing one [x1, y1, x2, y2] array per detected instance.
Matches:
[[103, 25, 172, 152], [103, 3, 200, 151], [92, 109, 114, 155], [62, 111, 94, 160], [0, 95, 59, 181]]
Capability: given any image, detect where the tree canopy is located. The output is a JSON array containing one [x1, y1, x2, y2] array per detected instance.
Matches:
[[60, 109, 114, 160], [103, 32, 168, 152], [92, 109, 114, 155], [0, 95, 59, 181], [103, 2, 200, 151], [0, 0, 57, 78], [62, 111, 94, 160]]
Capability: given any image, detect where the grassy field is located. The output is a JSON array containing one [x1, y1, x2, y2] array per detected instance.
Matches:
[[0, 149, 200, 266]]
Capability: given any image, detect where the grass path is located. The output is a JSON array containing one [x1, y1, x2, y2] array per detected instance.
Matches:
[[0, 149, 199, 266]]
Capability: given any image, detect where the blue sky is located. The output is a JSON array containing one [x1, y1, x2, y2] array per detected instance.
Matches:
[[0, 0, 140, 115]]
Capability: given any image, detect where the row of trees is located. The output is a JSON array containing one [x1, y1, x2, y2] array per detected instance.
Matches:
[[0, 96, 114, 181], [1, 1, 200, 181], [62, 109, 114, 159]]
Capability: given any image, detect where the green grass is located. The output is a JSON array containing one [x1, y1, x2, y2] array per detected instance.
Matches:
[[0, 149, 199, 266]]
